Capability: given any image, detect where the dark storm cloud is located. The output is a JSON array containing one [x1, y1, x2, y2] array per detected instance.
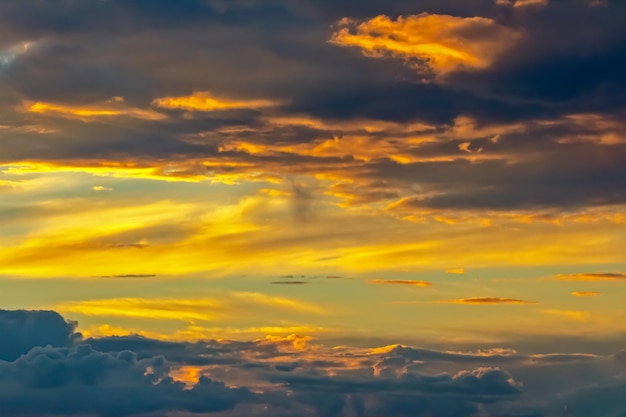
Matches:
[[0, 310, 78, 361], [0, 345, 254, 417]]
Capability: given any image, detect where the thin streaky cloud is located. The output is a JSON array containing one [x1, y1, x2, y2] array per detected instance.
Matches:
[[439, 297, 538, 305], [369, 279, 433, 287], [556, 273, 626, 281], [571, 291, 601, 297]]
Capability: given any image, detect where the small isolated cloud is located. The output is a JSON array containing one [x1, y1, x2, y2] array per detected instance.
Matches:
[[571, 291, 601, 297], [271, 281, 309, 285], [557, 273, 626, 282], [152, 92, 278, 112], [446, 268, 466, 275], [369, 279, 433, 287], [441, 297, 537, 305], [495, 0, 549, 8], [92, 185, 113, 191], [96, 274, 157, 279], [330, 13, 521, 78]]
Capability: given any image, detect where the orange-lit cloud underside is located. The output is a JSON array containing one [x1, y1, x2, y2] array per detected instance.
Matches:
[[152, 91, 279, 112], [330, 13, 521, 76]]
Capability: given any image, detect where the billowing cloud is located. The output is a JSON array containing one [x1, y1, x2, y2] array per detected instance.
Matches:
[[0, 310, 78, 361], [1, 310, 625, 417]]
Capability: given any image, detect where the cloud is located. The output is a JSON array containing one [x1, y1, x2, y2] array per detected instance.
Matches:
[[271, 281, 310, 285], [23, 97, 166, 120], [542, 309, 589, 321], [369, 279, 433, 287], [2, 310, 626, 417], [446, 268, 466, 275], [557, 273, 626, 281], [440, 297, 538, 305], [571, 291, 601, 297], [0, 310, 79, 361], [96, 274, 157, 279], [330, 13, 521, 78], [152, 91, 279, 112], [51, 292, 326, 324], [92, 185, 113, 191], [0, 345, 254, 417]]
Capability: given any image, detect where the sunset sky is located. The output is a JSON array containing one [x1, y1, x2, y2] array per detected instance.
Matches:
[[1, 1, 626, 416]]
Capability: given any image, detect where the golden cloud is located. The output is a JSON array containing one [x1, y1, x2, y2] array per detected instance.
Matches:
[[24, 97, 166, 120], [52, 292, 325, 323], [152, 91, 278, 112], [330, 13, 521, 77]]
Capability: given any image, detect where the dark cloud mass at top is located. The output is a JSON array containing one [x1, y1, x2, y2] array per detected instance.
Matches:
[[0, 0, 624, 214]]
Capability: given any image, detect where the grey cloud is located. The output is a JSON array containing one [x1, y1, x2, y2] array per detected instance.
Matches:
[[3, 310, 626, 416], [0, 310, 78, 361], [0, 344, 254, 417]]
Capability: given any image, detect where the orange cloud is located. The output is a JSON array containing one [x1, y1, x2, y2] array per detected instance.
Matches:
[[445, 268, 466, 275], [441, 297, 537, 305], [24, 97, 166, 120], [557, 273, 626, 282], [152, 91, 278, 112], [571, 291, 601, 297], [369, 279, 433, 287], [330, 14, 521, 77]]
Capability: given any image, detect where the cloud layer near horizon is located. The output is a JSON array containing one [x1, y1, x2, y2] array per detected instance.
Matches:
[[1, 309, 626, 417]]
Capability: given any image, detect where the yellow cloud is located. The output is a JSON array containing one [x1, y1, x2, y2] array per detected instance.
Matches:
[[54, 297, 224, 322], [152, 91, 278, 112], [330, 14, 521, 77], [446, 268, 466, 275], [92, 185, 113, 191], [53, 293, 325, 323], [24, 97, 166, 120]]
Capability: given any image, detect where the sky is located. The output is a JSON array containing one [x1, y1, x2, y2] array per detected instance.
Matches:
[[0, 0, 626, 416]]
